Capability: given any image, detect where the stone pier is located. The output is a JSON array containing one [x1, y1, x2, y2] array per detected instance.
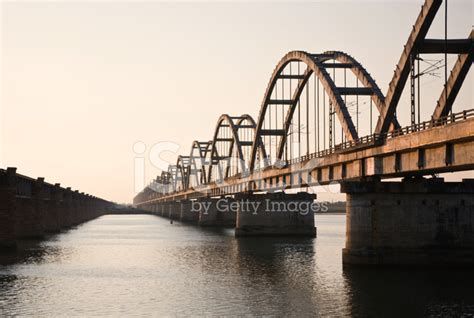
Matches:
[[61, 188, 74, 228], [234, 192, 317, 237], [197, 198, 237, 227], [0, 168, 17, 249], [161, 202, 169, 217], [71, 191, 82, 226], [16, 178, 46, 238], [150, 203, 157, 215], [180, 200, 199, 223], [169, 201, 181, 220], [342, 178, 474, 267], [44, 183, 62, 233], [156, 203, 162, 215]]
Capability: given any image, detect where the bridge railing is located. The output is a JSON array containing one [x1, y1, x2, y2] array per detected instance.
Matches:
[[287, 108, 474, 165], [139, 108, 474, 200]]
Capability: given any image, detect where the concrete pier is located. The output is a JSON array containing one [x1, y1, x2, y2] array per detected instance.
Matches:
[[72, 191, 82, 226], [234, 192, 317, 237], [159, 202, 167, 217], [44, 183, 62, 233], [0, 168, 18, 249], [342, 178, 474, 267], [61, 188, 74, 229], [197, 198, 237, 227], [150, 203, 157, 215], [16, 178, 46, 238], [157, 203, 163, 216], [169, 201, 180, 220], [180, 200, 199, 223]]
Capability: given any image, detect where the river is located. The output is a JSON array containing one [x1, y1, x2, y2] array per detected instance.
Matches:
[[0, 214, 473, 316]]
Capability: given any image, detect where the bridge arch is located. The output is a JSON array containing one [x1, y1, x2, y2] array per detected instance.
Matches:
[[187, 140, 211, 189], [175, 156, 191, 191], [208, 114, 267, 183], [166, 165, 178, 193], [249, 50, 400, 171]]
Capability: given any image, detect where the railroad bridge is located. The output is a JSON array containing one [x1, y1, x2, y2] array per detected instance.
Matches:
[[134, 0, 474, 266]]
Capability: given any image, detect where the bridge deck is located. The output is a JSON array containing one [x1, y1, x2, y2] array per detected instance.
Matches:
[[136, 110, 474, 205]]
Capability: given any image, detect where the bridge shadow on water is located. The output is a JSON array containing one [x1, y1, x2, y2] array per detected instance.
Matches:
[[0, 224, 88, 266], [343, 267, 474, 317]]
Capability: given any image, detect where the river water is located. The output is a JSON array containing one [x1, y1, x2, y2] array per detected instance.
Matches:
[[0, 214, 473, 316]]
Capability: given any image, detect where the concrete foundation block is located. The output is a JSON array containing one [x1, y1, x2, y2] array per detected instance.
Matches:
[[342, 178, 474, 267], [234, 192, 317, 237], [160, 203, 168, 217], [196, 198, 236, 227], [61, 188, 74, 229], [154, 204, 160, 215], [44, 184, 62, 233], [44, 200, 61, 232], [180, 200, 199, 223], [16, 178, 46, 238], [156, 204, 163, 216], [169, 202, 181, 220], [71, 191, 82, 226], [0, 168, 17, 249]]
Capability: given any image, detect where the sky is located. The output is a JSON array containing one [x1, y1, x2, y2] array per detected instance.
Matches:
[[1, 0, 472, 203]]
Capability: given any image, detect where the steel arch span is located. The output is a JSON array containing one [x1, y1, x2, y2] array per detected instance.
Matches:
[[187, 140, 211, 189], [207, 114, 267, 184], [249, 50, 400, 171]]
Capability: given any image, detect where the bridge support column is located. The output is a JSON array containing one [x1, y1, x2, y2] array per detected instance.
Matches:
[[0, 168, 17, 249], [234, 192, 316, 237], [169, 201, 180, 220], [160, 203, 167, 217], [44, 184, 62, 233], [17, 178, 46, 238], [80, 193, 89, 223], [197, 198, 236, 227], [71, 191, 83, 226], [152, 203, 159, 216], [84, 194, 94, 222], [61, 188, 74, 228], [342, 178, 474, 267], [180, 200, 199, 223]]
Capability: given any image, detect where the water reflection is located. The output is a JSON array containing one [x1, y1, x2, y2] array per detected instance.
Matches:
[[0, 232, 76, 266], [344, 267, 474, 317], [0, 214, 472, 316], [234, 237, 322, 316]]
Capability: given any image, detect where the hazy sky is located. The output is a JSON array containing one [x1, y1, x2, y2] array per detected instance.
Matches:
[[1, 1, 472, 203]]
